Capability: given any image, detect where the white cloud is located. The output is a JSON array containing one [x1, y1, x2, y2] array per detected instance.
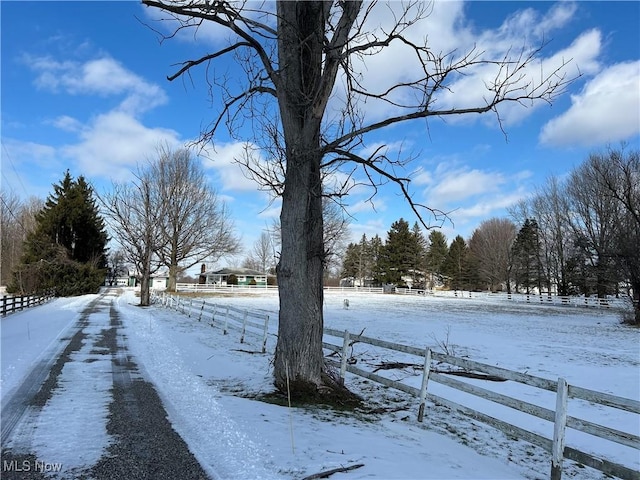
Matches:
[[200, 142, 266, 192], [428, 167, 504, 204], [62, 111, 181, 181], [27, 55, 167, 115], [329, 1, 593, 130], [540, 60, 640, 147]]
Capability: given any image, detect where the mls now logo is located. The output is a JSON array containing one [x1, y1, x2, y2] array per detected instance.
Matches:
[[3, 459, 63, 473]]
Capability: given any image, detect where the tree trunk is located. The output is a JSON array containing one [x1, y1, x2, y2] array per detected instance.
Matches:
[[273, 1, 328, 396], [274, 147, 325, 394], [167, 263, 178, 292], [139, 246, 153, 306]]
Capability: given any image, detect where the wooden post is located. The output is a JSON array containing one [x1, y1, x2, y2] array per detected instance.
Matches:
[[551, 377, 569, 480], [211, 304, 217, 327], [223, 307, 229, 335], [261, 315, 269, 353], [187, 298, 193, 317], [340, 330, 350, 385], [2, 296, 6, 316], [240, 311, 248, 343], [418, 347, 431, 422], [198, 299, 205, 322]]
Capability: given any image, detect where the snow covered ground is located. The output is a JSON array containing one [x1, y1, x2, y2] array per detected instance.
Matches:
[[1, 288, 638, 479]]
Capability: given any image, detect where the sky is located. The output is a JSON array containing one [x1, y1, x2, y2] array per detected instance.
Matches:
[[2, 288, 638, 478], [1, 1, 639, 262]]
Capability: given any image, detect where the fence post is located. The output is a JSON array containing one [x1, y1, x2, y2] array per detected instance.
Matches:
[[187, 299, 193, 318], [261, 315, 269, 353], [240, 311, 248, 343], [223, 307, 229, 335], [418, 347, 432, 422], [198, 299, 205, 322], [211, 304, 217, 327], [340, 330, 350, 385], [2, 296, 6, 316], [551, 377, 569, 480]]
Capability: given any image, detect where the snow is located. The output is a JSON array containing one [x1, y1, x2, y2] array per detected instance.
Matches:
[[1, 288, 638, 479]]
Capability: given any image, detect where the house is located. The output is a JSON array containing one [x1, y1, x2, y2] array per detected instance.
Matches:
[[199, 267, 268, 286], [150, 270, 169, 290], [107, 269, 169, 290]]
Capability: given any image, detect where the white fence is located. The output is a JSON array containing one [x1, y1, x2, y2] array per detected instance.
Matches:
[[175, 283, 279, 294], [322, 328, 639, 480], [175, 283, 630, 310], [153, 291, 638, 480], [157, 293, 271, 353]]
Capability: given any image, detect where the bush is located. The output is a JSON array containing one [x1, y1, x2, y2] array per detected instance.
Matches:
[[8, 253, 105, 296], [227, 274, 238, 285]]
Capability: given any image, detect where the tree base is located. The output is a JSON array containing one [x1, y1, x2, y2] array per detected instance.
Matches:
[[273, 371, 363, 409]]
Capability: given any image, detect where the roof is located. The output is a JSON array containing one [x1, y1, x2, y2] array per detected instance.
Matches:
[[201, 267, 267, 276]]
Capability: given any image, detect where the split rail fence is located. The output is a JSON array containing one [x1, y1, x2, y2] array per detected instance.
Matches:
[[157, 293, 271, 353], [154, 292, 639, 480], [323, 328, 639, 480], [1, 290, 56, 317], [175, 283, 630, 311]]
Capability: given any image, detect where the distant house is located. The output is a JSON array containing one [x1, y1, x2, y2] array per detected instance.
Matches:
[[199, 267, 268, 286], [150, 270, 169, 290], [108, 269, 169, 290]]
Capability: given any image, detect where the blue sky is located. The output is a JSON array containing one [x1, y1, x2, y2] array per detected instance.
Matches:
[[2, 1, 639, 261]]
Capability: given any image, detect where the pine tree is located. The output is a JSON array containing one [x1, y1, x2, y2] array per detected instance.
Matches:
[[443, 235, 469, 290], [410, 222, 427, 288], [11, 171, 108, 295], [510, 218, 542, 294], [426, 230, 448, 287], [379, 218, 420, 286]]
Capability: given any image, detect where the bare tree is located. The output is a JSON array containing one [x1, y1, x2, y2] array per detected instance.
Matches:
[[100, 167, 164, 306], [567, 158, 623, 298], [588, 148, 640, 323], [142, 0, 576, 397], [468, 218, 516, 292], [242, 231, 275, 274], [1, 193, 42, 286], [530, 176, 574, 295], [106, 249, 128, 286], [153, 145, 240, 291]]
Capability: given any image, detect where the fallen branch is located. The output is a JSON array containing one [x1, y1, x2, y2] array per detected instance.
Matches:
[[372, 361, 421, 372], [433, 369, 506, 382], [301, 463, 365, 480]]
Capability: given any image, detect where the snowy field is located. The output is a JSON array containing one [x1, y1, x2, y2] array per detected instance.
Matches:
[[1, 288, 638, 479]]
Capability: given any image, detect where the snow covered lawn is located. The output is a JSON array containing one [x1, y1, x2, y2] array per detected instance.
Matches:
[[2, 288, 638, 479]]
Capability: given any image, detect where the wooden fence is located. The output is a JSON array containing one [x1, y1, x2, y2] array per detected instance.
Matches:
[[322, 328, 639, 480], [1, 290, 55, 317], [153, 291, 639, 480], [158, 293, 271, 353], [175, 283, 630, 311]]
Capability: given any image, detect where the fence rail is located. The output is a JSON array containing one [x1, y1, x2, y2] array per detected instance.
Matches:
[[1, 290, 56, 317], [175, 283, 630, 310], [157, 293, 271, 353], [153, 291, 638, 480], [322, 327, 639, 480]]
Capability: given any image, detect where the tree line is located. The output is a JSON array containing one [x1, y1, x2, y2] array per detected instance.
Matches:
[[1, 145, 240, 302], [340, 148, 639, 324]]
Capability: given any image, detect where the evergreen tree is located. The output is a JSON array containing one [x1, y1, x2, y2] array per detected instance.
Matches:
[[368, 234, 384, 286], [410, 222, 428, 288], [510, 218, 542, 294], [340, 242, 360, 283], [378, 219, 417, 285], [426, 230, 448, 287], [443, 235, 469, 290], [11, 171, 108, 295]]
